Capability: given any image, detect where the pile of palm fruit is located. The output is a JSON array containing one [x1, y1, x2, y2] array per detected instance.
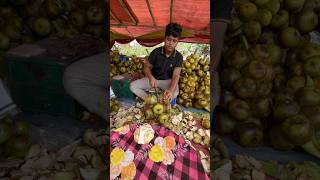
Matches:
[[110, 50, 144, 78], [216, 0, 320, 158], [178, 53, 210, 110]]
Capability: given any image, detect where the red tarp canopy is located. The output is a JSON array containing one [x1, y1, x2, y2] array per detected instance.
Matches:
[[110, 0, 210, 47]]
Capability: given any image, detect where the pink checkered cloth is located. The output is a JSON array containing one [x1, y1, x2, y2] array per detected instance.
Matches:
[[110, 123, 209, 180]]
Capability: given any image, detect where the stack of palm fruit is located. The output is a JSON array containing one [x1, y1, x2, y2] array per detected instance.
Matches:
[[110, 51, 144, 78], [215, 0, 320, 158], [178, 53, 210, 111]]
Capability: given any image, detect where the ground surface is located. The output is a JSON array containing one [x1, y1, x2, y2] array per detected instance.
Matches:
[[221, 136, 320, 164], [13, 112, 105, 151]]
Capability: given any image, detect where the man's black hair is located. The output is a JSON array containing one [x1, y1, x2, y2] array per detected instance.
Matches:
[[165, 23, 182, 38]]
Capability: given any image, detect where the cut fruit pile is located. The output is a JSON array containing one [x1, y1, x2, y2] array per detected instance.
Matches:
[[162, 112, 210, 148], [149, 136, 176, 165], [110, 99, 210, 148], [110, 99, 212, 175], [110, 102, 145, 129], [110, 148, 135, 180]]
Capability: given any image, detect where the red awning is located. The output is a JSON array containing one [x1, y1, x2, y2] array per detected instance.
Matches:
[[110, 0, 210, 46]]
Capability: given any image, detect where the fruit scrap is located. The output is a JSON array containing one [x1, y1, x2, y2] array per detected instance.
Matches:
[[171, 113, 183, 125], [111, 104, 145, 129], [114, 125, 130, 135], [186, 131, 194, 141], [193, 132, 202, 144], [201, 118, 210, 129]]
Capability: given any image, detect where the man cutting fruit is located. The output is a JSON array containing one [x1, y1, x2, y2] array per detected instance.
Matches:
[[130, 23, 183, 101]]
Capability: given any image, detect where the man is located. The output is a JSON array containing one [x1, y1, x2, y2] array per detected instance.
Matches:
[[211, 0, 233, 130], [211, 0, 233, 112], [63, 53, 107, 120], [130, 23, 183, 101]]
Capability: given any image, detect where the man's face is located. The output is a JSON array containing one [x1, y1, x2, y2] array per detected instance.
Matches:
[[164, 35, 179, 53]]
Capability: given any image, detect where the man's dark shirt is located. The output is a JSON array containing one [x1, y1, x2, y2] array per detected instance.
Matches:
[[148, 47, 183, 80], [211, 0, 234, 21]]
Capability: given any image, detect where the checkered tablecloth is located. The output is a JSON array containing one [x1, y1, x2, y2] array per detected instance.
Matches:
[[110, 123, 209, 180]]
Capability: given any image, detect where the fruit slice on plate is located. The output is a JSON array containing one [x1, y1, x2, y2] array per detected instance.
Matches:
[[121, 150, 134, 167], [110, 164, 122, 180], [121, 162, 136, 179], [111, 148, 125, 166], [164, 136, 176, 150], [114, 125, 130, 135], [163, 148, 175, 165], [154, 137, 165, 147], [149, 144, 165, 163], [134, 124, 155, 144]]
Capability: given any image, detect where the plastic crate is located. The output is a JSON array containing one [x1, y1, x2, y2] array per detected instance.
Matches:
[[4, 48, 84, 118], [6, 55, 65, 89], [10, 83, 84, 118], [111, 79, 135, 99]]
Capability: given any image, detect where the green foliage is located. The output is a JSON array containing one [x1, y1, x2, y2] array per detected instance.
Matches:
[[111, 40, 210, 58]]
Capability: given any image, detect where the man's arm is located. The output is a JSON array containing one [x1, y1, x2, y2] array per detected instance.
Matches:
[[211, 0, 233, 70], [211, 21, 228, 110], [211, 0, 234, 111], [168, 67, 181, 92], [144, 60, 153, 79], [144, 57, 157, 88], [212, 21, 228, 70]]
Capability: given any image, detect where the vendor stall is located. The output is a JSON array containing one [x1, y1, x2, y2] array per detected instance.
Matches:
[[110, 0, 210, 46], [110, 1, 211, 179]]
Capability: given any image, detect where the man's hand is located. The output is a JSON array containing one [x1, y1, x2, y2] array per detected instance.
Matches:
[[165, 67, 181, 101], [164, 89, 173, 101], [148, 76, 157, 88]]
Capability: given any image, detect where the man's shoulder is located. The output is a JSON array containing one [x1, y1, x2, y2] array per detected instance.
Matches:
[[175, 50, 183, 59], [151, 47, 162, 53]]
